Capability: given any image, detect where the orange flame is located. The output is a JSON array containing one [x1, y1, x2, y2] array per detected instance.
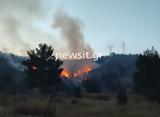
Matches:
[[61, 66, 92, 78], [61, 69, 71, 78], [32, 65, 37, 70], [84, 66, 92, 73], [73, 66, 92, 77]]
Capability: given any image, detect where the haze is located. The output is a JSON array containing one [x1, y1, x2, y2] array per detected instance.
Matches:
[[0, 0, 159, 55]]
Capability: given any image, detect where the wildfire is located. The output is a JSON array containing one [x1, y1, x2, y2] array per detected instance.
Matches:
[[84, 66, 92, 73], [61, 69, 71, 78], [61, 66, 92, 78], [77, 66, 92, 75]]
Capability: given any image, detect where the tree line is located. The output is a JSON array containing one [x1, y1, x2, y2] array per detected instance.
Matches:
[[0, 44, 160, 103]]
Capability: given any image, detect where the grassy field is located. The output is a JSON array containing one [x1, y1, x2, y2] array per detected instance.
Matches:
[[0, 94, 160, 117]]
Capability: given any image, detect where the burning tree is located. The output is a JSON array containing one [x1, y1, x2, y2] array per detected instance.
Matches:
[[23, 43, 63, 94]]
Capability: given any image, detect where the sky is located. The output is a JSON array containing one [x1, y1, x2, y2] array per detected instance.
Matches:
[[0, 0, 160, 56]]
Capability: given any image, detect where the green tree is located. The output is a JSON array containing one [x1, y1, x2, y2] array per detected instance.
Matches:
[[23, 44, 64, 116], [23, 43, 63, 94], [133, 47, 160, 101]]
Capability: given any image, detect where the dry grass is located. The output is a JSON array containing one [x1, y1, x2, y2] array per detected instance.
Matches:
[[0, 94, 160, 117]]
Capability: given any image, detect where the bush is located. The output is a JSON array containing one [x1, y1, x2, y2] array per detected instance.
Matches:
[[72, 86, 82, 98], [82, 79, 101, 93], [116, 92, 128, 105]]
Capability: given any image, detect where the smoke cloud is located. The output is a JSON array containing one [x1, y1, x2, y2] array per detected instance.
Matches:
[[0, 0, 48, 55], [53, 9, 96, 76], [0, 0, 96, 76], [54, 9, 93, 54]]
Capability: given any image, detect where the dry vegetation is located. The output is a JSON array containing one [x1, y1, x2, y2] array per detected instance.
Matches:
[[0, 94, 160, 117]]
